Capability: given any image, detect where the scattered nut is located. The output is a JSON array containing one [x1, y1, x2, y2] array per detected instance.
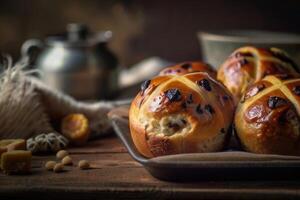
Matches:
[[62, 156, 73, 166], [78, 160, 90, 170], [56, 150, 68, 160], [53, 163, 64, 173], [45, 161, 56, 171]]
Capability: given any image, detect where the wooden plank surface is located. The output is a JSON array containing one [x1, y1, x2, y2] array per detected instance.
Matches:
[[1, 135, 300, 200]]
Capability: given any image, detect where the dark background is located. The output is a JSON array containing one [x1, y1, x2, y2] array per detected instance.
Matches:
[[0, 0, 300, 67]]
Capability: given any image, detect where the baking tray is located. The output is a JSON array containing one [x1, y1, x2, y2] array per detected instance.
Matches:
[[109, 106, 300, 181]]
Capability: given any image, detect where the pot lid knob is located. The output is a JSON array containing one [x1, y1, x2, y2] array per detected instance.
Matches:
[[67, 23, 89, 41]]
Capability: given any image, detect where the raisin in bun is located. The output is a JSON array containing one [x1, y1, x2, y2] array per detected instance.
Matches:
[[235, 74, 300, 155], [217, 46, 299, 102], [129, 72, 235, 158], [159, 61, 217, 78]]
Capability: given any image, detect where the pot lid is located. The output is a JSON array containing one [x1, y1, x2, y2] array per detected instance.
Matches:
[[45, 23, 112, 47]]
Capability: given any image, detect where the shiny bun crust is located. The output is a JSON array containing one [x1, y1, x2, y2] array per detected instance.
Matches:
[[217, 46, 299, 102], [129, 72, 235, 157], [159, 61, 217, 78], [235, 75, 300, 155]]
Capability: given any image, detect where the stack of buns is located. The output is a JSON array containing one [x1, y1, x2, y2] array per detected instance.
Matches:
[[129, 47, 300, 157]]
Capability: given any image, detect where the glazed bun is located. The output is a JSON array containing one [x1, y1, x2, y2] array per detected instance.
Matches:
[[159, 61, 217, 78], [218, 46, 299, 102], [235, 74, 300, 155], [129, 72, 235, 158]]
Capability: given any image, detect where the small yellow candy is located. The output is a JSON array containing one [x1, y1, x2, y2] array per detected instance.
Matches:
[[1, 150, 32, 174], [0, 139, 26, 151]]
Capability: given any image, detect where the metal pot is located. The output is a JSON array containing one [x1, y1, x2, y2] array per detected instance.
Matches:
[[21, 23, 119, 100]]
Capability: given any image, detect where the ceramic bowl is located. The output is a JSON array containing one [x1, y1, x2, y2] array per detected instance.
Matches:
[[198, 30, 300, 69]]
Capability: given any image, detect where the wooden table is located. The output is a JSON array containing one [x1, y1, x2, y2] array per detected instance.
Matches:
[[1, 134, 300, 200]]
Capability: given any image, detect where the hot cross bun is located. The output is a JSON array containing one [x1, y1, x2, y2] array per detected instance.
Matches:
[[159, 61, 217, 78], [217, 47, 299, 102], [129, 72, 235, 157], [235, 75, 300, 155]]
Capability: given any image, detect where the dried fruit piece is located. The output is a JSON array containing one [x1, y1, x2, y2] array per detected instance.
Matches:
[[181, 63, 191, 69], [45, 161, 56, 171], [165, 89, 181, 102], [140, 80, 151, 93], [181, 102, 187, 109], [62, 156, 73, 166], [293, 86, 300, 96], [196, 104, 203, 114], [186, 94, 193, 104], [204, 104, 215, 114], [233, 52, 253, 58], [244, 84, 265, 100], [268, 96, 287, 109], [277, 74, 291, 80], [78, 160, 90, 169], [269, 47, 297, 68], [238, 59, 248, 66], [197, 79, 211, 91], [61, 114, 90, 146], [1, 150, 32, 174], [222, 95, 230, 101]]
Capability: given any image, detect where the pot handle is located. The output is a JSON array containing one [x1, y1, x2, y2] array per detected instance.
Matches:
[[94, 31, 112, 44], [21, 39, 43, 66]]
